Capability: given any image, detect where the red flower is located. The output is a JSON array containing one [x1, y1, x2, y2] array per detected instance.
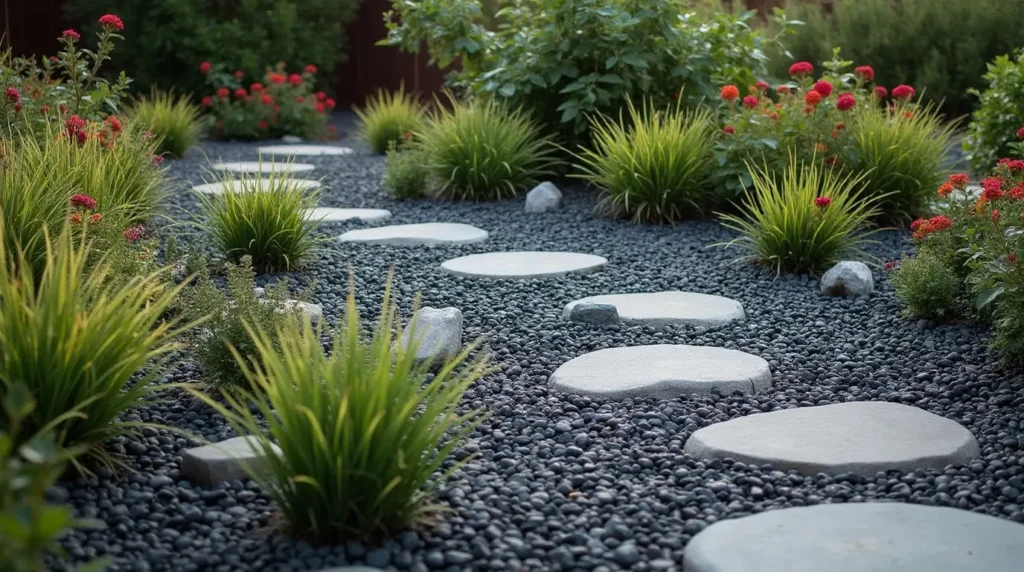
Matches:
[[315, 102, 326, 114], [777, 85, 791, 95], [804, 91, 822, 106], [1011, 183, 1024, 200], [70, 213, 82, 225], [834, 122, 846, 131], [742, 95, 759, 109], [720, 85, 740, 101], [122, 225, 146, 241], [5, 87, 19, 102], [937, 183, 954, 197], [315, 91, 327, 102], [981, 177, 1004, 200], [200, 96, 213, 107], [325, 98, 336, 110], [836, 93, 856, 111], [929, 215, 953, 232], [948, 173, 969, 189], [296, 95, 305, 103], [288, 73, 303, 86], [76, 131, 87, 144], [910, 218, 926, 231], [234, 87, 248, 99], [268, 73, 286, 84], [854, 66, 874, 81], [891, 84, 916, 100], [1010, 254, 1018, 263], [65, 115, 86, 136], [884, 261, 898, 271], [152, 154, 164, 165], [723, 125, 735, 134], [261, 94, 274, 106], [104, 116, 122, 133], [812, 80, 833, 97], [788, 61, 814, 77], [251, 82, 264, 92], [258, 121, 269, 130], [70, 194, 97, 210], [1017, 126, 1024, 140], [992, 209, 1001, 223], [997, 158, 1024, 170], [233, 70, 244, 80], [814, 196, 832, 208], [199, 61, 212, 74], [62, 29, 81, 41], [753, 80, 770, 92], [304, 64, 318, 75], [875, 86, 888, 99], [216, 87, 230, 99], [89, 213, 103, 223], [40, 105, 50, 114], [98, 14, 124, 31]]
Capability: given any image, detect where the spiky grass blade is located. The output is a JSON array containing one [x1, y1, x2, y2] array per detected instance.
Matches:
[[355, 86, 426, 155], [126, 89, 204, 158]]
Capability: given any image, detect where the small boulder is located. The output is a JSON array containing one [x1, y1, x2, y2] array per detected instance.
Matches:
[[401, 307, 463, 363], [253, 287, 266, 299], [180, 436, 280, 486], [524, 181, 563, 213], [283, 299, 323, 326], [820, 261, 874, 297], [568, 303, 619, 325], [281, 135, 303, 144]]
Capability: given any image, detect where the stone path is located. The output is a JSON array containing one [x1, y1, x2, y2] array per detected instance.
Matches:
[[684, 503, 1024, 572], [683, 401, 980, 476], [440, 251, 608, 279], [549, 345, 771, 399], [191, 179, 321, 194], [304, 207, 392, 223], [337, 223, 488, 246], [212, 161, 315, 174], [257, 145, 354, 157], [562, 291, 745, 328]]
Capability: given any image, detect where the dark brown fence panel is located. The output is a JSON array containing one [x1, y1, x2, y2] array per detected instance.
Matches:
[[2, 0, 69, 58]]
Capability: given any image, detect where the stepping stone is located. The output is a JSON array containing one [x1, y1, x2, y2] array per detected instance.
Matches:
[[180, 436, 281, 486], [683, 402, 980, 476], [684, 503, 1024, 572], [304, 207, 392, 223], [441, 251, 607, 279], [338, 223, 488, 246], [562, 292, 745, 329], [257, 144, 354, 157], [191, 179, 320, 194], [212, 161, 315, 174], [549, 345, 771, 400]]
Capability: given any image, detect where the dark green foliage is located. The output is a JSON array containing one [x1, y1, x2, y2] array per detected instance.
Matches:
[[890, 251, 962, 318], [964, 51, 1024, 174], [383, 143, 432, 199]]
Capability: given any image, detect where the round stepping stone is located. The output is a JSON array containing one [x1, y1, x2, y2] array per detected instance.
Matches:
[[684, 503, 1024, 572], [683, 402, 980, 476], [212, 161, 315, 174], [257, 144, 354, 157], [549, 345, 771, 399], [191, 179, 320, 194], [304, 207, 391, 223], [337, 223, 488, 246], [562, 291, 744, 328], [441, 251, 607, 279]]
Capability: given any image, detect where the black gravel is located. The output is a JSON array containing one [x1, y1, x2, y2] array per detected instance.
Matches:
[[52, 113, 1024, 572]]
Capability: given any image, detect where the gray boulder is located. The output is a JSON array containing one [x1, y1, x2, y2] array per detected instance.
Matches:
[[524, 181, 563, 213], [820, 261, 874, 296], [401, 307, 463, 363], [180, 436, 280, 486], [568, 303, 620, 325], [281, 135, 303, 144]]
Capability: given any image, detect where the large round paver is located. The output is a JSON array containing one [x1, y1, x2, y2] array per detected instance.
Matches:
[[441, 252, 608, 279], [562, 291, 744, 328], [683, 402, 980, 476], [337, 223, 488, 246], [191, 179, 320, 194], [304, 207, 391, 223], [684, 503, 1024, 572], [257, 145, 354, 157], [212, 161, 315, 174], [549, 345, 771, 399]]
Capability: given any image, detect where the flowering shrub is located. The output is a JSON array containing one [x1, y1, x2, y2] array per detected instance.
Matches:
[[200, 61, 334, 140], [964, 50, 1024, 173]]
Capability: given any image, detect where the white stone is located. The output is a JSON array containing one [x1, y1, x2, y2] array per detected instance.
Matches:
[[684, 503, 1024, 572], [684, 402, 980, 476], [257, 145, 354, 157], [281, 135, 303, 144], [212, 161, 315, 174], [282, 299, 322, 326], [400, 307, 463, 363], [821, 261, 874, 296], [441, 251, 607, 279], [562, 292, 745, 329], [180, 436, 281, 485], [338, 223, 488, 246], [191, 179, 320, 194], [524, 181, 563, 213], [304, 207, 392, 223], [549, 345, 771, 400]]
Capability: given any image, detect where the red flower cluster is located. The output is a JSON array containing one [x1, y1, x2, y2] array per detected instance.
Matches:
[[836, 93, 855, 111], [234, 70, 245, 80], [911, 215, 952, 239], [5, 87, 19, 102], [814, 196, 832, 208], [234, 87, 248, 99], [98, 14, 124, 31], [70, 194, 97, 210], [891, 85, 916, 100], [788, 61, 814, 77], [65, 115, 87, 144], [62, 29, 81, 41], [216, 87, 230, 99], [200, 61, 212, 74], [288, 73, 303, 86], [268, 73, 286, 84], [304, 64, 318, 75], [812, 80, 833, 97], [854, 66, 875, 81], [122, 225, 146, 241], [980, 177, 1004, 200], [948, 173, 969, 189], [721, 85, 740, 101], [1011, 183, 1024, 201], [742, 95, 758, 109], [874, 86, 888, 99], [723, 125, 735, 134], [937, 182, 954, 197], [201, 96, 213, 107], [804, 91, 822, 106], [1017, 126, 1024, 140], [753, 80, 770, 92], [997, 158, 1024, 171]]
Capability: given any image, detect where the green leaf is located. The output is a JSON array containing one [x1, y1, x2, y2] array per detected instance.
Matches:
[[975, 286, 1004, 310], [498, 83, 517, 97], [560, 107, 579, 123], [598, 74, 625, 85], [605, 56, 618, 69]]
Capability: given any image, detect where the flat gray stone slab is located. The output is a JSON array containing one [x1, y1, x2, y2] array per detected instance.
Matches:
[[684, 503, 1024, 572], [212, 161, 315, 174], [549, 345, 771, 399], [257, 145, 354, 156], [180, 436, 281, 486], [562, 291, 745, 328], [304, 207, 392, 223], [192, 179, 320, 194], [441, 251, 608, 279], [338, 223, 488, 246], [684, 402, 980, 476]]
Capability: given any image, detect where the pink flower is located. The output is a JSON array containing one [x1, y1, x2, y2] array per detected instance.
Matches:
[[315, 91, 327, 102], [812, 80, 833, 97], [723, 125, 735, 134], [62, 29, 81, 41], [261, 94, 274, 106], [325, 98, 335, 110], [304, 64, 318, 75], [200, 96, 213, 107], [891, 85, 916, 100], [234, 88, 247, 99], [199, 61, 212, 74], [152, 154, 164, 165], [5, 87, 19, 102], [98, 14, 124, 31], [814, 196, 832, 208], [234, 70, 244, 80], [65, 115, 87, 136], [288, 73, 303, 86], [71, 194, 98, 210], [122, 225, 146, 241], [981, 177, 1004, 200], [742, 95, 759, 109], [875, 86, 888, 99], [854, 66, 874, 81], [836, 93, 856, 111], [788, 61, 814, 77], [753, 80, 770, 92], [777, 85, 791, 94], [315, 102, 326, 114]]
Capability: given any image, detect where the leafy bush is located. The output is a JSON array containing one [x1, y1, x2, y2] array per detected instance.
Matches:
[[199, 62, 335, 140], [192, 277, 490, 540], [716, 156, 883, 275], [356, 87, 426, 154], [383, 143, 432, 199], [64, 0, 359, 98], [964, 51, 1024, 174], [197, 169, 320, 272], [416, 96, 555, 200], [0, 222, 189, 472], [126, 90, 203, 157], [890, 251, 962, 319], [572, 99, 716, 223], [384, 0, 791, 144]]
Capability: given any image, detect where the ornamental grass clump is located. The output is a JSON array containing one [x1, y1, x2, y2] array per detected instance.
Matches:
[[126, 89, 203, 157], [192, 277, 490, 540], [355, 86, 426, 154], [383, 141, 432, 199], [716, 156, 884, 275], [417, 95, 556, 201], [572, 98, 717, 223]]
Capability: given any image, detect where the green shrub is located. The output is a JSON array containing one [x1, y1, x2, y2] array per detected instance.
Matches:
[[716, 156, 883, 275], [572, 99, 716, 223], [64, 0, 359, 98], [890, 251, 961, 319], [127, 89, 203, 157], [964, 51, 1024, 174], [417, 96, 555, 200], [192, 277, 490, 540], [356, 87, 426, 154], [0, 223, 189, 472], [197, 169, 319, 272], [383, 143, 432, 199]]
